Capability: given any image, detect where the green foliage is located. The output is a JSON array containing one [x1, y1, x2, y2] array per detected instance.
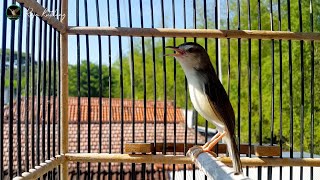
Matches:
[[68, 60, 112, 97], [221, 0, 320, 153], [110, 38, 193, 108], [108, 1, 320, 154]]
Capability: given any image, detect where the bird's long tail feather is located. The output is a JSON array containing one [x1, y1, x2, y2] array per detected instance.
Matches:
[[225, 132, 243, 174]]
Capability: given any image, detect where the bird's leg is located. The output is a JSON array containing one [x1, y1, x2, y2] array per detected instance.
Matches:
[[202, 132, 221, 149], [187, 131, 226, 160], [202, 131, 226, 152]]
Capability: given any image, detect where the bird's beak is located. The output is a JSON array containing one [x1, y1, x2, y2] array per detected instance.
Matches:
[[165, 46, 185, 57]]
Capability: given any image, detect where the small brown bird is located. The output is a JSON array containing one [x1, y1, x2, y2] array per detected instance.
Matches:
[[166, 42, 243, 174]]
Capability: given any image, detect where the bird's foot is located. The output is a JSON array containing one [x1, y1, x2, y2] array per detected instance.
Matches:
[[187, 131, 225, 161], [187, 145, 217, 161]]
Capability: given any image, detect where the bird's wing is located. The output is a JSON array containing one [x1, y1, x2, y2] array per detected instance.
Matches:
[[197, 66, 236, 134]]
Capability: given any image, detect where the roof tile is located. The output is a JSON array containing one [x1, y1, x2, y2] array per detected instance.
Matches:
[[3, 97, 205, 177]]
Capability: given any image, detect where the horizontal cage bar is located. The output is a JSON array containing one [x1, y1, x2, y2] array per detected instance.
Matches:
[[67, 27, 320, 41], [65, 153, 320, 167]]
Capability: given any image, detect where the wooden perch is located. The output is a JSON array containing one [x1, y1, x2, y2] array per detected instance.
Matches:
[[187, 146, 252, 180], [125, 143, 280, 156], [65, 153, 320, 167]]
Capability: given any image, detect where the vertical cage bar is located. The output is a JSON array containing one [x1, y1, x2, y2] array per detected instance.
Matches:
[[193, 0, 197, 178], [236, 0, 241, 150], [184, 82, 188, 179], [127, 0, 135, 178], [183, 0, 187, 178], [140, 0, 147, 177], [214, 0, 222, 158], [214, 0, 219, 77], [298, 0, 304, 178], [247, 0, 252, 177], [217, 0, 222, 81], [52, 0, 58, 176], [75, 0, 80, 178], [257, 0, 262, 179], [116, 1, 124, 179], [47, 6, 53, 176], [93, 0, 102, 177], [309, 0, 314, 179], [226, 0, 230, 96], [24, 4, 31, 173], [108, 38, 112, 179], [60, 0, 69, 178], [107, 0, 112, 177], [269, 0, 275, 179], [36, 0, 43, 167], [0, 0, 8, 178], [277, 0, 283, 179], [172, 0, 177, 179], [31, 13, 36, 170], [57, 2, 62, 178], [57, 0, 62, 177], [203, 1, 208, 179], [17, 3, 24, 176], [149, 0, 156, 178], [193, 0, 196, 44], [42, 2, 48, 176], [8, 0, 17, 178], [47, 0, 54, 174], [42, 0, 48, 170], [287, 0, 293, 178], [160, 0, 167, 178], [83, 0, 92, 177]]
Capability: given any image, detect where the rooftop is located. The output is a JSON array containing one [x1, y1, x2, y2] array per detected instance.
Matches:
[[3, 97, 205, 179]]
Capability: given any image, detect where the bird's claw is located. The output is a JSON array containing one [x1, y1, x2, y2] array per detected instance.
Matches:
[[187, 145, 217, 162]]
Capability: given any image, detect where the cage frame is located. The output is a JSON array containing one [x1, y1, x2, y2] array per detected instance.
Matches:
[[7, 0, 320, 179]]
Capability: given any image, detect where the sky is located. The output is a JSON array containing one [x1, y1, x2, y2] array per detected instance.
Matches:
[[1, 0, 221, 65], [66, 0, 220, 65]]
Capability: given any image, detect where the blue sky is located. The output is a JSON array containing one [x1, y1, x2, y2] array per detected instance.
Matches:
[[67, 0, 218, 65], [1, 0, 220, 65]]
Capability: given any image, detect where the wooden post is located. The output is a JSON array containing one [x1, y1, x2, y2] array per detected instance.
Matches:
[[187, 146, 251, 180], [60, 0, 68, 179]]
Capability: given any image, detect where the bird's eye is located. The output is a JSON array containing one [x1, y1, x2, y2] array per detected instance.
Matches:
[[188, 48, 196, 53]]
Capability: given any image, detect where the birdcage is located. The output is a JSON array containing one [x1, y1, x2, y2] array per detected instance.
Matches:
[[1, 0, 320, 179]]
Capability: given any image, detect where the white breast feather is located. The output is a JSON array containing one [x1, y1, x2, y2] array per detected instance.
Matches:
[[188, 80, 224, 129]]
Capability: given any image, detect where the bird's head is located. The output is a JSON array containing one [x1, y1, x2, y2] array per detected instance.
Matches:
[[165, 42, 210, 69]]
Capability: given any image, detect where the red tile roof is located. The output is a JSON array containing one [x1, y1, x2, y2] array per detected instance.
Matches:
[[68, 97, 185, 123], [4, 97, 185, 124], [3, 97, 204, 178]]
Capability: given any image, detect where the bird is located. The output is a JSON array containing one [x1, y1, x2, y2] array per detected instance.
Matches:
[[8, 7, 20, 16], [165, 42, 243, 174]]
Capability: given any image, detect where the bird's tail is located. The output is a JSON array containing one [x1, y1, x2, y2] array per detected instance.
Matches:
[[225, 132, 243, 174]]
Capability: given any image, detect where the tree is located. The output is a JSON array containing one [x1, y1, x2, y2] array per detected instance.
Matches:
[[68, 60, 113, 97]]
